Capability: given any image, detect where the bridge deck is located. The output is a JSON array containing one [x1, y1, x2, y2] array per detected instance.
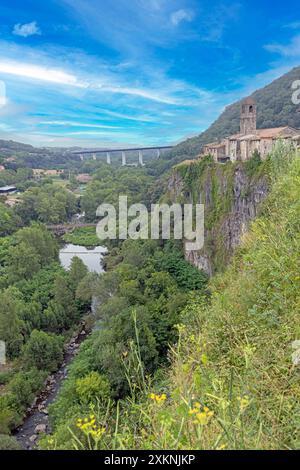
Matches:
[[72, 145, 173, 155]]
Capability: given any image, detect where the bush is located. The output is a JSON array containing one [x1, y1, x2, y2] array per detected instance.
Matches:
[[22, 330, 64, 372], [76, 372, 111, 404], [0, 434, 22, 450], [9, 368, 47, 410]]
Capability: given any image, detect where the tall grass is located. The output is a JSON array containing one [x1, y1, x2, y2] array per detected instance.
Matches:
[[42, 144, 300, 450]]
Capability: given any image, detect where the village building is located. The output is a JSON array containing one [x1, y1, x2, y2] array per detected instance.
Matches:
[[201, 98, 300, 162]]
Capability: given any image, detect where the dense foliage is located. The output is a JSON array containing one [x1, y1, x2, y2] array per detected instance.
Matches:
[[15, 183, 78, 224], [81, 165, 154, 221], [37, 239, 207, 447], [39, 145, 300, 450], [0, 224, 91, 433]]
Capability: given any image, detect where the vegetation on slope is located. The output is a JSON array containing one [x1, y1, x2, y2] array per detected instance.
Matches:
[[42, 144, 300, 450], [163, 151, 269, 274], [39, 241, 208, 449], [0, 224, 92, 439]]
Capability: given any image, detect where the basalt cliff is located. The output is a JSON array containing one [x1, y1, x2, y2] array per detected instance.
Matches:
[[165, 155, 269, 275]]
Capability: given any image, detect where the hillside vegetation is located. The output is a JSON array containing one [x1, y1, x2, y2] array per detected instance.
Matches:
[[125, 145, 300, 450], [41, 144, 300, 450]]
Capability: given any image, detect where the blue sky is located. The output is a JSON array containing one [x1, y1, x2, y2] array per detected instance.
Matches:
[[0, 0, 300, 148]]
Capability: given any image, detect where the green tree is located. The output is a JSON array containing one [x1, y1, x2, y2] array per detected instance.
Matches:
[[6, 241, 41, 282], [22, 330, 63, 372], [0, 287, 24, 358], [15, 224, 58, 265], [0, 203, 20, 236], [69, 256, 88, 291]]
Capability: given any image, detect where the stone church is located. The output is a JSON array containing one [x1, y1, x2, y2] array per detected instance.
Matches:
[[201, 98, 300, 162]]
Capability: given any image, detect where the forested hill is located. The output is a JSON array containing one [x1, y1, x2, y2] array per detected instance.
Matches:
[[0, 139, 35, 153], [153, 65, 300, 171]]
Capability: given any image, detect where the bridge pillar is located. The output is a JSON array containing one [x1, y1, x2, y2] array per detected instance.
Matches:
[[138, 150, 144, 166], [121, 151, 126, 166], [106, 152, 111, 165], [92, 153, 97, 160], [156, 148, 161, 159], [80, 154, 84, 161]]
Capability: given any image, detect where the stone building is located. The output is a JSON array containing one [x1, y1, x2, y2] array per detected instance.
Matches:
[[201, 98, 300, 162]]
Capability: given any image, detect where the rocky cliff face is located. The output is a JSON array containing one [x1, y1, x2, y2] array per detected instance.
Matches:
[[166, 158, 269, 275]]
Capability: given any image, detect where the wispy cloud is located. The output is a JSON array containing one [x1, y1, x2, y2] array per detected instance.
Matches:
[[97, 84, 178, 104], [265, 33, 300, 57], [100, 110, 157, 122], [0, 60, 86, 87], [13, 21, 41, 38], [283, 21, 300, 30], [170, 9, 194, 26], [39, 120, 121, 129]]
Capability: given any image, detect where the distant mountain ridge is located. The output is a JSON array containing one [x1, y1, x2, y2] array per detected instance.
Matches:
[[160, 65, 300, 167]]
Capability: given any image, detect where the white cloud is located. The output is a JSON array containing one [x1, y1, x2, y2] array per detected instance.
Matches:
[[0, 60, 87, 87], [101, 110, 156, 122], [265, 33, 300, 57], [98, 84, 178, 105], [13, 21, 41, 38], [170, 9, 194, 27], [0, 58, 182, 104], [39, 120, 120, 129]]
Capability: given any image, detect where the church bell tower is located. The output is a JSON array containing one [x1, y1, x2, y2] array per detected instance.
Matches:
[[240, 97, 257, 135]]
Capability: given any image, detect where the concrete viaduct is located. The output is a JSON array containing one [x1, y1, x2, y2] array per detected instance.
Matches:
[[71, 145, 174, 166]]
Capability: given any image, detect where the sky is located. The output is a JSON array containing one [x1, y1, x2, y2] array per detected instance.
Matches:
[[0, 0, 300, 148]]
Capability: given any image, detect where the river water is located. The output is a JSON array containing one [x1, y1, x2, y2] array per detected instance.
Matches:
[[59, 243, 107, 273]]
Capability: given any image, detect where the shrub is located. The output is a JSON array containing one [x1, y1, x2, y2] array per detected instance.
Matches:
[[22, 330, 64, 372], [76, 372, 111, 404], [0, 434, 22, 450]]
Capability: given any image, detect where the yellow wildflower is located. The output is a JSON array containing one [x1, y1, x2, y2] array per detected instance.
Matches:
[[238, 395, 250, 411], [149, 393, 167, 404], [190, 404, 214, 426], [76, 415, 106, 441]]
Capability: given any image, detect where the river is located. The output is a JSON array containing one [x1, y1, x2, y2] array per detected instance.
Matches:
[[59, 243, 107, 273], [14, 244, 107, 449]]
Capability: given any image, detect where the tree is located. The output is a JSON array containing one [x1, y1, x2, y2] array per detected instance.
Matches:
[[145, 272, 177, 299], [0, 287, 24, 358], [6, 242, 41, 283], [69, 257, 88, 291], [0, 203, 20, 236], [15, 224, 58, 265], [76, 272, 98, 303], [22, 330, 63, 372], [53, 275, 78, 326]]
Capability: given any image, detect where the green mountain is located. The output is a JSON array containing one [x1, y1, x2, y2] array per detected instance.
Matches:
[[154, 65, 300, 171]]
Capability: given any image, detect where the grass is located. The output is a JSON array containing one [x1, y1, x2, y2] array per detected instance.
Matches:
[[116, 144, 300, 450], [63, 226, 101, 247], [41, 144, 300, 450]]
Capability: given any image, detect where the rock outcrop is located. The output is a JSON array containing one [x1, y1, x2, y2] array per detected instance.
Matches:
[[167, 158, 269, 275]]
